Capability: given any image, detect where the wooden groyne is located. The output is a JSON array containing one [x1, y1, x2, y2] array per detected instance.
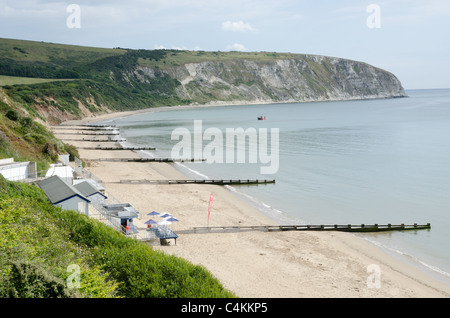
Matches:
[[51, 126, 117, 131], [83, 124, 116, 128], [189, 223, 431, 234], [54, 132, 120, 135], [113, 179, 275, 185], [77, 146, 156, 150], [91, 158, 205, 162], [61, 138, 126, 142]]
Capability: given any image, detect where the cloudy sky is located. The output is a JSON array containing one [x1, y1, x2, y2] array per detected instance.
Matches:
[[1, 0, 449, 89]]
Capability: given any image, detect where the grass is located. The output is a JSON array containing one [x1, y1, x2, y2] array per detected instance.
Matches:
[[0, 37, 125, 66], [0, 75, 73, 86], [137, 50, 310, 69], [0, 98, 80, 171], [0, 175, 236, 298]]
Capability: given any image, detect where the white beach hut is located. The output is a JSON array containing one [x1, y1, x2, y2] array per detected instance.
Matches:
[[45, 163, 74, 185], [0, 158, 37, 181]]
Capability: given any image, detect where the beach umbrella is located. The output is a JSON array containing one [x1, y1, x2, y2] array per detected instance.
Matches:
[[147, 211, 160, 216], [158, 219, 172, 225], [160, 213, 172, 218], [144, 219, 158, 225], [166, 217, 179, 222]]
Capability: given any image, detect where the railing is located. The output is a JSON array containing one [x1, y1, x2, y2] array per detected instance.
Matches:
[[89, 203, 156, 242], [11, 169, 48, 183]]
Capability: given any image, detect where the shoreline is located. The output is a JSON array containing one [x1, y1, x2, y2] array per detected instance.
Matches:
[[54, 111, 450, 298], [59, 93, 409, 127]]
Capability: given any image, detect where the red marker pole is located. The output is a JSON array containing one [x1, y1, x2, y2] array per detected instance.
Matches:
[[208, 193, 213, 227]]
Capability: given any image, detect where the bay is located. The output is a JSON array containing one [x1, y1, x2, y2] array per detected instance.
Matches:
[[104, 89, 450, 285]]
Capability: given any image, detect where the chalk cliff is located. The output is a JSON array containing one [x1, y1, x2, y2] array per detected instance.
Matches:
[[132, 54, 406, 105]]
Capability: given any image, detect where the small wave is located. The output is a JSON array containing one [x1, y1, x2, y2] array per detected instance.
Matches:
[[172, 163, 298, 224], [224, 185, 302, 225], [174, 162, 210, 180], [362, 236, 450, 280], [139, 150, 155, 158], [119, 140, 134, 148]]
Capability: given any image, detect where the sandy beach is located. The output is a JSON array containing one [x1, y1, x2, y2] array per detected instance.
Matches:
[[54, 109, 450, 298]]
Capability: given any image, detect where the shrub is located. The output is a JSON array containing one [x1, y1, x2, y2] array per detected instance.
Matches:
[[5, 260, 77, 298], [5, 109, 19, 121]]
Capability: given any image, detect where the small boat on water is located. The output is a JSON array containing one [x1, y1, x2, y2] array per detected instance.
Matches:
[[258, 115, 266, 120]]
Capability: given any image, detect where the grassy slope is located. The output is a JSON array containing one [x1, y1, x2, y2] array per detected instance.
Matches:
[[1, 38, 373, 124], [0, 38, 237, 298], [0, 37, 125, 68], [0, 175, 235, 298], [0, 38, 187, 123], [0, 97, 80, 172], [0, 37, 297, 70], [0, 75, 73, 86], [137, 49, 306, 68]]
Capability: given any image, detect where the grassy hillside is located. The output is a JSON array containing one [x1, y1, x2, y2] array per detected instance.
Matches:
[[0, 96, 80, 172], [0, 37, 296, 75], [0, 39, 237, 298], [0, 175, 236, 298], [0, 38, 125, 78], [137, 49, 305, 69], [0, 38, 186, 124], [0, 75, 73, 86], [0, 38, 338, 124], [0, 37, 406, 127]]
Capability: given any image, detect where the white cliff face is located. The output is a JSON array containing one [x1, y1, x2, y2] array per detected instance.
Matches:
[[132, 55, 406, 105]]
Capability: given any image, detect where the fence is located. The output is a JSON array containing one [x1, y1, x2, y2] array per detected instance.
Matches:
[[87, 179, 156, 242]]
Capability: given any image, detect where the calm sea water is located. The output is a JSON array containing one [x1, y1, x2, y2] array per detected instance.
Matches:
[[101, 89, 450, 285]]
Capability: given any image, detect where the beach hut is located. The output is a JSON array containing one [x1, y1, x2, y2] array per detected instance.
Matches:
[[73, 180, 107, 204], [103, 203, 139, 234], [58, 153, 70, 166], [37, 175, 90, 215], [0, 158, 37, 181], [73, 178, 105, 194], [45, 163, 74, 185]]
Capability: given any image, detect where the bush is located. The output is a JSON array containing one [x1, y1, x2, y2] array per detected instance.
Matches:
[[5, 260, 77, 298], [5, 109, 19, 121], [63, 143, 80, 161]]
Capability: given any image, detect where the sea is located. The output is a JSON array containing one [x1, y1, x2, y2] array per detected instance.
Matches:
[[97, 89, 450, 286]]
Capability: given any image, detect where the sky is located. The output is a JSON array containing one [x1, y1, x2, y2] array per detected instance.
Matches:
[[1, 0, 449, 89]]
